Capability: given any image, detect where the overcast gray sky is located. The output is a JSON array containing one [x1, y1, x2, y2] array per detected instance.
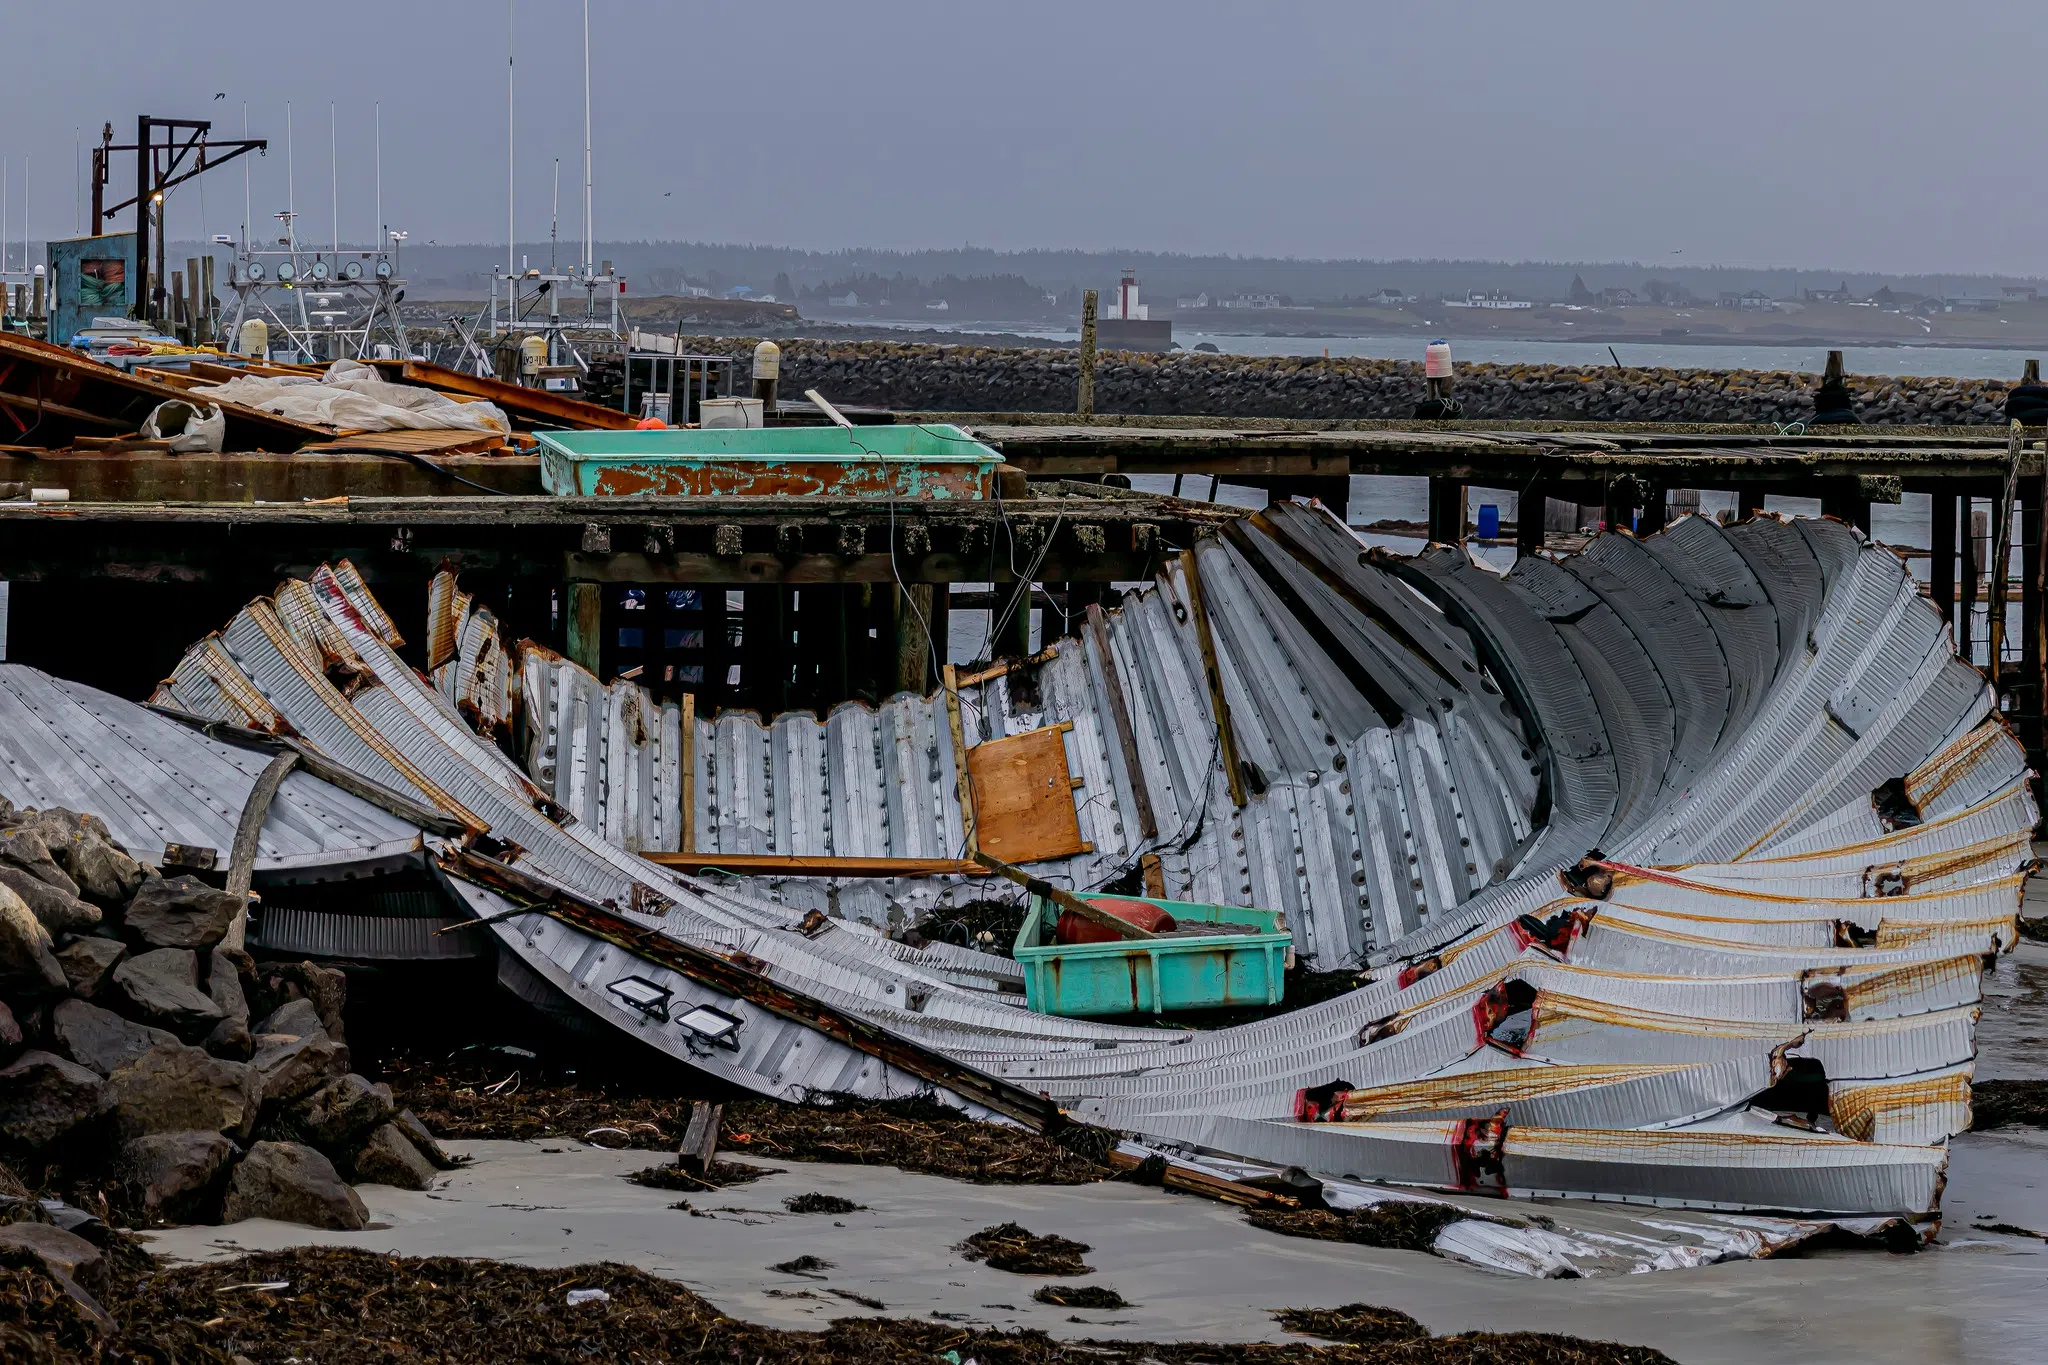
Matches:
[[0, 0, 2038, 273]]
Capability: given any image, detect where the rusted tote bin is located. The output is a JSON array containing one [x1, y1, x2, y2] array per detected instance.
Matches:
[[533, 423, 1002, 498], [1012, 892, 1293, 1016]]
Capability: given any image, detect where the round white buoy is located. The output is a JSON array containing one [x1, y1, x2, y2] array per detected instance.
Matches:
[[1425, 340, 1454, 379]]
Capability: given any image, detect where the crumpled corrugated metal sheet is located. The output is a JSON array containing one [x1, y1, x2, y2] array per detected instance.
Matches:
[[513, 502, 1539, 965], [138, 506, 2032, 1249], [0, 663, 422, 881]]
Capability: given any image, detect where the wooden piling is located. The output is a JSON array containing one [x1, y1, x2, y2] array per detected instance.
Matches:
[[566, 583, 604, 675], [1930, 489, 1957, 632], [1078, 289, 1097, 419], [1960, 497, 1979, 666], [1426, 477, 1464, 543]]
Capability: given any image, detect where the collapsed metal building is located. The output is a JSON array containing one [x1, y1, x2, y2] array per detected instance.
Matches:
[[57, 497, 2015, 1275]]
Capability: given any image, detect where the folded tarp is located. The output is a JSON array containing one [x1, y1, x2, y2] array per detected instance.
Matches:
[[193, 358, 511, 435]]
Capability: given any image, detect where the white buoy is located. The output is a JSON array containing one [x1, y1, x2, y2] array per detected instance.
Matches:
[[1425, 340, 1454, 379]]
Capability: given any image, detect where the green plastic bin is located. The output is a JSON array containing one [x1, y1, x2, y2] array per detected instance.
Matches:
[[534, 423, 1001, 499], [1011, 894, 1293, 1017]]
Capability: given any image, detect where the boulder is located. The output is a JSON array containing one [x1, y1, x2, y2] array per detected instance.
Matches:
[[254, 998, 326, 1041], [349, 1122, 437, 1190], [221, 1141, 367, 1230], [115, 1130, 235, 1224], [0, 999, 19, 1060], [123, 875, 242, 951], [106, 1043, 260, 1142], [0, 1221, 113, 1326], [289, 1073, 395, 1157], [393, 1108, 460, 1170], [12, 809, 140, 907], [0, 827, 80, 898], [0, 864, 99, 935], [50, 999, 178, 1078], [110, 948, 224, 1041], [0, 1050, 109, 1157], [203, 948, 253, 1061], [251, 962, 348, 1042], [0, 882, 68, 998], [54, 936, 127, 998], [249, 1032, 350, 1108]]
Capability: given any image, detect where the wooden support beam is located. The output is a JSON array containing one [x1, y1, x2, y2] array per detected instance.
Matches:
[[679, 692, 697, 854], [1960, 495, 1980, 666], [1930, 488, 1957, 632], [1180, 545, 1247, 809], [1426, 477, 1464, 543], [1084, 603, 1157, 840], [679, 1102, 723, 1177], [1990, 422, 2023, 690], [1516, 483, 1546, 557], [942, 662, 978, 854], [1077, 290, 1097, 419], [566, 582, 603, 675], [998, 581, 1033, 660], [895, 583, 934, 695]]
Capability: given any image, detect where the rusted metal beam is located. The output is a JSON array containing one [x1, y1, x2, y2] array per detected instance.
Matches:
[[643, 853, 989, 877], [438, 846, 1069, 1133], [381, 358, 642, 431], [0, 451, 543, 501]]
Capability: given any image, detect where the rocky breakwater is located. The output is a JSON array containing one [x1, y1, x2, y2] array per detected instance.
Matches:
[[687, 334, 2026, 425], [0, 798, 457, 1325]]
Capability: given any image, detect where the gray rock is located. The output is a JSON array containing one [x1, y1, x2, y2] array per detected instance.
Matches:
[[393, 1108, 459, 1169], [0, 1220, 112, 1325], [221, 1140, 367, 1230], [51, 999, 178, 1078], [0, 826, 79, 898], [0, 863, 99, 934], [349, 1122, 437, 1190], [124, 875, 243, 951], [110, 947, 224, 1041], [106, 1042, 260, 1142], [254, 997, 326, 1041], [0, 882, 68, 998], [203, 948, 253, 1061], [116, 1130, 235, 1224], [17, 809, 142, 907], [291, 1073, 396, 1156], [0, 1050, 110, 1156], [54, 935, 127, 998], [249, 1032, 350, 1107], [253, 962, 348, 1042], [0, 999, 19, 1060]]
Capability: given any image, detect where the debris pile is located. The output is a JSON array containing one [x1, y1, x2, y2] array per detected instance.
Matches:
[[958, 1224, 1094, 1276], [386, 1060, 1112, 1185], [0, 798, 449, 1236], [0, 1244, 1680, 1365]]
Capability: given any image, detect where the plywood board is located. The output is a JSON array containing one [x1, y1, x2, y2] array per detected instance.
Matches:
[[965, 722, 1092, 864]]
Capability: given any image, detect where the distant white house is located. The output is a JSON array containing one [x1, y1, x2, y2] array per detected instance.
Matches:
[[1365, 288, 1413, 306], [1597, 287, 1638, 307], [1448, 290, 1532, 310], [1175, 292, 1212, 309], [680, 284, 711, 298], [1220, 292, 1282, 309], [1718, 289, 1776, 311], [925, 298, 949, 312], [828, 291, 862, 308]]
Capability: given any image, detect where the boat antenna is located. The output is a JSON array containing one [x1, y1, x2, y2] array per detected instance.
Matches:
[[582, 0, 593, 272], [328, 102, 338, 256], [374, 102, 383, 247], [286, 102, 296, 236], [506, 0, 515, 284], [550, 157, 559, 274], [241, 103, 252, 252]]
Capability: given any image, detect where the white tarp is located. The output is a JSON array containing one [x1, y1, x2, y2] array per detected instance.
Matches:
[[192, 359, 510, 434]]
